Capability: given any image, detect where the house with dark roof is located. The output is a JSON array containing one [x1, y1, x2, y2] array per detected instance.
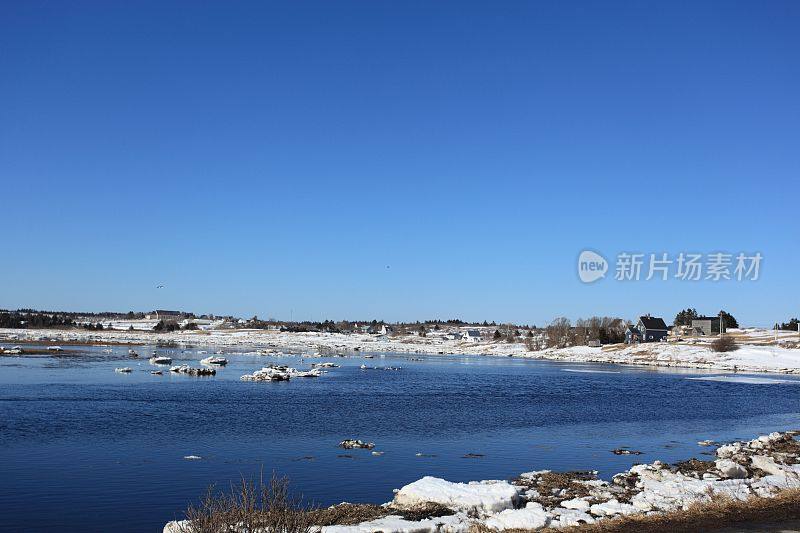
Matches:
[[146, 310, 184, 321], [636, 315, 669, 342], [462, 329, 482, 343]]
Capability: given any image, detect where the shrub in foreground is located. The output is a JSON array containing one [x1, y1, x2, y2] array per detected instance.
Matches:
[[711, 335, 738, 352], [179, 475, 315, 533]]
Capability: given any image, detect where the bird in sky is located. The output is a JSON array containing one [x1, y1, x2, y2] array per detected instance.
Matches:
[[156, 285, 164, 289]]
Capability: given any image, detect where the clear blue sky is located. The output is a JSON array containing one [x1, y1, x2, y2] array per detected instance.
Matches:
[[2, 1, 798, 326]]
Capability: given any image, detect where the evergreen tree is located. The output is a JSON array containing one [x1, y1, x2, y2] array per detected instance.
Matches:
[[718, 310, 739, 329], [778, 318, 799, 331], [674, 308, 698, 326]]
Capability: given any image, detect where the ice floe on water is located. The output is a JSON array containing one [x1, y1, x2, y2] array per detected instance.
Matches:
[[200, 356, 228, 366], [170, 365, 216, 377], [240, 364, 324, 381], [687, 375, 800, 385], [561, 368, 620, 374], [339, 439, 375, 450]]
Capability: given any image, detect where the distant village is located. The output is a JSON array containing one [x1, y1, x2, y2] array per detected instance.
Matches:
[[2, 307, 797, 352]]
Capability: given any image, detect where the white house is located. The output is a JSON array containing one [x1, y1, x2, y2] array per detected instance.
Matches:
[[462, 329, 482, 343], [369, 324, 392, 335]]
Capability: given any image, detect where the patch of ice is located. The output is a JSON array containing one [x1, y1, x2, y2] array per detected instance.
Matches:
[[393, 477, 519, 516], [589, 499, 637, 517], [562, 369, 620, 374], [550, 507, 595, 528], [715, 459, 748, 479], [164, 520, 188, 533], [687, 375, 799, 385], [559, 497, 590, 511], [321, 513, 470, 533], [483, 502, 550, 530]]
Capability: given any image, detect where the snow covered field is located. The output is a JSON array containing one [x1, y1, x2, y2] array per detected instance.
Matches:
[[2, 327, 800, 374]]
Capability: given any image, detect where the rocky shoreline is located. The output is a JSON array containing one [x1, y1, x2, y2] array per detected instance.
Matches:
[[164, 431, 800, 532]]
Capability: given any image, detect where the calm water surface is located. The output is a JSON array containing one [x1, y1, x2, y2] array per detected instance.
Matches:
[[1, 343, 799, 532]]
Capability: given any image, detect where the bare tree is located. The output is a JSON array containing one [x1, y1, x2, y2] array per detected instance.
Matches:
[[546, 317, 572, 348]]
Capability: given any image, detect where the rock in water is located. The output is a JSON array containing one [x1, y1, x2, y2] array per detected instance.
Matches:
[[339, 439, 375, 450], [612, 448, 643, 455]]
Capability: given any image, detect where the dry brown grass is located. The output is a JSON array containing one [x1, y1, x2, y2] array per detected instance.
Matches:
[[308, 501, 453, 525], [673, 458, 717, 478], [392, 502, 454, 521], [177, 475, 455, 532], [308, 503, 389, 526], [471, 489, 800, 533], [512, 471, 597, 507], [178, 474, 316, 533]]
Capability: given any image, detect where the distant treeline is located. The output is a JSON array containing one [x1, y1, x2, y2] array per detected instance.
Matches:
[[0, 309, 150, 329], [245, 317, 535, 333], [0, 308, 541, 333], [2, 308, 147, 319], [0, 310, 77, 329]]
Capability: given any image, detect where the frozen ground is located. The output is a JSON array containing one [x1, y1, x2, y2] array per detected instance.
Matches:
[[2, 327, 800, 374]]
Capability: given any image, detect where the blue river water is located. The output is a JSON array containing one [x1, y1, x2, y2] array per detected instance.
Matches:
[[1, 342, 799, 532]]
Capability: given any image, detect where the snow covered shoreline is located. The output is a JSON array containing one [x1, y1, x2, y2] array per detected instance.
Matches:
[[163, 431, 800, 532], [2, 327, 800, 375]]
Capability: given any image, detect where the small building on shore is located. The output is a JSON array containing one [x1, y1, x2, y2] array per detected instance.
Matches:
[[148, 310, 183, 321], [368, 324, 392, 335], [462, 329, 482, 343], [692, 316, 725, 336]]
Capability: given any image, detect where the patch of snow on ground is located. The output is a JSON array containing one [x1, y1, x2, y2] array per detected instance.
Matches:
[[483, 502, 550, 530], [392, 477, 520, 516]]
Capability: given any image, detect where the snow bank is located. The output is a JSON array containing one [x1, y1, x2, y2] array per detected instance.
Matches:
[[483, 502, 550, 530], [392, 477, 520, 516], [322, 513, 470, 533]]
